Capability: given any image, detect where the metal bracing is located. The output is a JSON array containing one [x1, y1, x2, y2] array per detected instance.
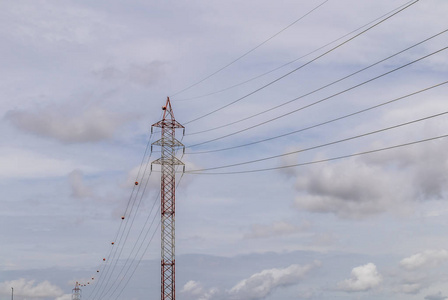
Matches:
[[151, 97, 184, 300], [72, 282, 81, 300]]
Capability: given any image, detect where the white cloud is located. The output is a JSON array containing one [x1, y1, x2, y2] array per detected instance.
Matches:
[[338, 263, 382, 292], [0, 147, 78, 179], [181, 281, 219, 300], [400, 250, 448, 270], [0, 278, 63, 298], [244, 220, 310, 239], [55, 294, 72, 300], [125, 163, 159, 190], [229, 262, 320, 300], [182, 280, 203, 294]]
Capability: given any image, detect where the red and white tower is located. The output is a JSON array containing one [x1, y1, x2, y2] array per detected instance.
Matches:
[[151, 97, 184, 300], [72, 282, 81, 300]]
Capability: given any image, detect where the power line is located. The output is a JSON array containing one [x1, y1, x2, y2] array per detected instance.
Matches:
[[99, 148, 184, 300], [186, 111, 448, 172], [113, 221, 161, 300], [174, 0, 417, 102], [90, 151, 184, 300], [95, 174, 159, 300], [106, 199, 160, 299], [186, 46, 448, 148], [185, 80, 448, 154], [186, 134, 448, 175], [90, 174, 153, 300], [183, 0, 419, 125], [111, 172, 185, 300], [87, 132, 156, 300], [85, 113, 165, 300], [186, 28, 448, 135], [169, 0, 330, 97]]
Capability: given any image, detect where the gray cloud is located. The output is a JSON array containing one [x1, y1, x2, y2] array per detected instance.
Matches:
[[68, 169, 93, 198], [391, 270, 429, 295], [294, 158, 409, 218], [6, 106, 131, 143], [244, 220, 311, 239], [425, 292, 448, 300], [94, 61, 166, 87], [308, 232, 338, 247], [1, 1, 448, 299], [293, 136, 448, 218], [363, 138, 448, 201], [395, 282, 422, 294]]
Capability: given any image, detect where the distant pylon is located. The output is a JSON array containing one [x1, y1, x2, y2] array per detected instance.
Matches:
[[72, 282, 81, 300], [151, 97, 185, 300]]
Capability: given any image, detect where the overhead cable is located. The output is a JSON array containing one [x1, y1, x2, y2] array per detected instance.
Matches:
[[169, 0, 330, 97], [185, 80, 448, 154], [105, 201, 160, 299], [95, 175, 159, 300], [91, 175, 153, 300], [186, 134, 448, 175], [186, 28, 448, 135], [86, 109, 165, 300], [175, 0, 417, 102], [110, 171, 186, 300], [87, 132, 155, 300], [186, 111, 448, 172], [183, 0, 419, 125], [186, 46, 448, 148]]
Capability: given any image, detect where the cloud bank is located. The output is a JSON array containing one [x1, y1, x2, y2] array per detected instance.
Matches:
[[0, 278, 63, 298], [6, 106, 130, 143]]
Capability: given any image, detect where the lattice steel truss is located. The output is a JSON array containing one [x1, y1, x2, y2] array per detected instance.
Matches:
[[151, 97, 184, 300], [72, 282, 81, 300]]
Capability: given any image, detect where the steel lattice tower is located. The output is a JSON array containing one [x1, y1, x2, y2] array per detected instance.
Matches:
[[72, 282, 81, 300], [151, 97, 184, 300]]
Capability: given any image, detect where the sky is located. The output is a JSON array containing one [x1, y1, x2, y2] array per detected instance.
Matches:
[[1, 0, 448, 299]]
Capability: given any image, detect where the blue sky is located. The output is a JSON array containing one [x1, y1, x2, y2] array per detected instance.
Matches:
[[1, 0, 448, 299]]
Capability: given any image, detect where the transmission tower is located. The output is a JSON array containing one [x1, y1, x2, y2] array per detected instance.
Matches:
[[72, 282, 81, 300], [151, 97, 185, 300]]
